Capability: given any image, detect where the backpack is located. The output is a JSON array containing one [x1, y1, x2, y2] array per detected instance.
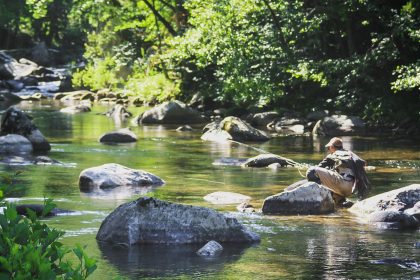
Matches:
[[332, 150, 370, 199], [351, 152, 370, 199]]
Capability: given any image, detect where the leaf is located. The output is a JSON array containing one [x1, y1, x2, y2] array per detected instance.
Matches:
[[73, 245, 83, 260], [42, 198, 56, 217]]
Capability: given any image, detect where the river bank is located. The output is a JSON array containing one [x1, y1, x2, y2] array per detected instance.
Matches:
[[1, 49, 419, 139]]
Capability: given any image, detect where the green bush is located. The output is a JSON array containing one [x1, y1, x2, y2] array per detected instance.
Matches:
[[0, 174, 97, 279], [125, 72, 180, 105], [72, 56, 122, 91]]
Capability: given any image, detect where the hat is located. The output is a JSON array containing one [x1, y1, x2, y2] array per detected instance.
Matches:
[[325, 137, 343, 148]]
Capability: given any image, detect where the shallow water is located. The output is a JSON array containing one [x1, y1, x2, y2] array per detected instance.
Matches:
[[1, 101, 419, 279]]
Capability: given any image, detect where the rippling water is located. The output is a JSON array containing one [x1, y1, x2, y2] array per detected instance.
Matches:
[[1, 101, 419, 279]]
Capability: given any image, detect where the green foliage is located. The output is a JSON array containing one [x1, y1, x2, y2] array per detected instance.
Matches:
[[125, 72, 180, 104], [0, 174, 97, 279], [392, 62, 420, 92], [1, 0, 419, 125], [73, 56, 121, 91]]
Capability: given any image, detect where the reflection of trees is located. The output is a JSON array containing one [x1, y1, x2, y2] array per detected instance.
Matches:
[[98, 242, 252, 279], [297, 220, 418, 279]]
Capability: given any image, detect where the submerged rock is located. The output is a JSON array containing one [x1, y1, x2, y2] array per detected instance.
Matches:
[[0, 107, 50, 152], [16, 204, 74, 217], [176, 125, 193, 132], [242, 154, 290, 168], [60, 103, 91, 114], [0, 134, 33, 154], [197, 241, 223, 257], [367, 210, 419, 230], [103, 104, 132, 123], [204, 191, 251, 205], [96, 197, 260, 245], [237, 202, 256, 213], [99, 128, 137, 143], [34, 156, 61, 165], [201, 116, 270, 142], [79, 163, 164, 192], [262, 182, 335, 215], [136, 100, 206, 124], [370, 258, 420, 270]]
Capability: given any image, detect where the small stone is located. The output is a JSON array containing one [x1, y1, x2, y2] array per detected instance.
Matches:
[[176, 125, 193, 132], [197, 241, 223, 257], [237, 202, 256, 213]]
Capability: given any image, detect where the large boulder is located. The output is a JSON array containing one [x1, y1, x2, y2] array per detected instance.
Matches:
[[312, 115, 365, 136], [136, 100, 206, 124], [201, 116, 270, 142], [79, 163, 164, 192], [247, 111, 279, 127], [262, 182, 335, 215], [96, 197, 260, 245], [0, 134, 33, 154], [99, 128, 137, 143], [0, 51, 38, 79], [349, 184, 420, 215], [242, 154, 290, 168], [0, 107, 50, 152], [350, 184, 420, 230]]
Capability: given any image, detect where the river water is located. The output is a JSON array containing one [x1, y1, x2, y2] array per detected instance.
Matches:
[[1, 100, 419, 279]]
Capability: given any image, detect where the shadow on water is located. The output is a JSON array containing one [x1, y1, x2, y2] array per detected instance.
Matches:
[[98, 242, 254, 279]]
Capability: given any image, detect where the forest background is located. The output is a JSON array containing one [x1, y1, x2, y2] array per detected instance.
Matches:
[[1, 0, 419, 129]]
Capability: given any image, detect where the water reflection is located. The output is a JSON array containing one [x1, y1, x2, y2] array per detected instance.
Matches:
[[80, 186, 161, 201], [98, 242, 253, 279]]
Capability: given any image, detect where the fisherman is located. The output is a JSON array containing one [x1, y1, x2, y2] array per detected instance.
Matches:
[[306, 137, 370, 203]]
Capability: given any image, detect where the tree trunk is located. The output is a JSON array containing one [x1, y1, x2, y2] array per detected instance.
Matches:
[[143, 0, 177, 36]]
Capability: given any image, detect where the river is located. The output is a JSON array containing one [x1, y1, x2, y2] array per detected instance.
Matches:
[[1, 100, 419, 279]]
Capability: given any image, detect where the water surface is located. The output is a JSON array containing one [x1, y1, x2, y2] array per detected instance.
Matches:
[[2, 101, 419, 279]]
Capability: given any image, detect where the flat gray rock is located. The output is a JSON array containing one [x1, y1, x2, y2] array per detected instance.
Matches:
[[350, 184, 420, 215], [204, 191, 251, 205], [79, 163, 164, 192], [262, 182, 335, 215], [96, 197, 260, 245], [0, 134, 33, 154]]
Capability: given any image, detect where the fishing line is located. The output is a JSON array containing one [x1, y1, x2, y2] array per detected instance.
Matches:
[[228, 139, 311, 172]]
